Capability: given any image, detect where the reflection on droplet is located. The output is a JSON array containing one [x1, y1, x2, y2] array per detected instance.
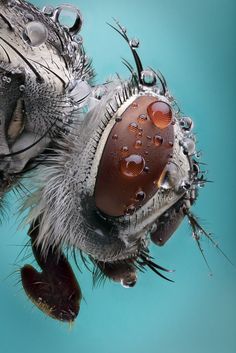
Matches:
[[120, 154, 145, 177], [153, 135, 163, 147], [147, 101, 172, 129], [112, 134, 118, 140], [128, 122, 138, 133], [22, 21, 48, 47]]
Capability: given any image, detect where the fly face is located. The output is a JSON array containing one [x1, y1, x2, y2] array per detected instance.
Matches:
[[0, 0, 91, 192]]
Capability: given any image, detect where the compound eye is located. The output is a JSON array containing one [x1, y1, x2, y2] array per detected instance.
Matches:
[[94, 96, 175, 217]]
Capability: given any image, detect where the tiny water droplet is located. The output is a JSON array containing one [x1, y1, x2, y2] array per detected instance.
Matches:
[[129, 38, 139, 48], [128, 122, 138, 132], [138, 114, 148, 123], [125, 204, 136, 215], [153, 135, 163, 147], [132, 102, 138, 108], [115, 116, 122, 123], [19, 85, 25, 92], [112, 134, 118, 140], [134, 140, 142, 149], [135, 190, 146, 201]]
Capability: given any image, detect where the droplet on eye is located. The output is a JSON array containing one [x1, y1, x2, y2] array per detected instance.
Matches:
[[135, 190, 146, 201], [153, 135, 163, 147], [134, 140, 142, 149], [137, 114, 148, 123], [128, 122, 138, 133], [120, 154, 145, 177], [125, 204, 136, 215], [147, 101, 172, 129]]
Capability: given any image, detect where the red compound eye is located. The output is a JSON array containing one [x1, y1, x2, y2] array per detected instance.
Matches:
[[147, 101, 172, 129], [94, 96, 174, 217]]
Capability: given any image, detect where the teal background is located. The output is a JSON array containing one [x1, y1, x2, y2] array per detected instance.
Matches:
[[0, 0, 235, 352]]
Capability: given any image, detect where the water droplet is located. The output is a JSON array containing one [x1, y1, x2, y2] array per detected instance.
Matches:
[[134, 140, 142, 149], [52, 5, 82, 35], [157, 163, 183, 190], [22, 21, 48, 47], [2, 76, 7, 82], [6, 77, 11, 83], [141, 70, 157, 86], [129, 38, 139, 48], [144, 166, 149, 173], [120, 154, 145, 177], [147, 101, 172, 129], [120, 278, 137, 288], [42, 5, 54, 16], [180, 116, 194, 131], [135, 190, 146, 201], [128, 122, 138, 133], [132, 102, 138, 108], [138, 114, 148, 123], [182, 138, 195, 155], [24, 13, 34, 22], [112, 134, 118, 140], [168, 141, 174, 147], [19, 85, 25, 92], [115, 116, 122, 123], [121, 146, 129, 153], [153, 135, 163, 147], [146, 135, 152, 140], [125, 204, 136, 215]]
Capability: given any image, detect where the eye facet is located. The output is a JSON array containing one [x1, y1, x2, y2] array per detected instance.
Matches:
[[94, 95, 175, 217]]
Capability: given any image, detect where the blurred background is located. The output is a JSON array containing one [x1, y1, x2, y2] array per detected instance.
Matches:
[[0, 0, 235, 352]]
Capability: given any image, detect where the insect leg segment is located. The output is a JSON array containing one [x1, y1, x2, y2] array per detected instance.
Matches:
[[21, 217, 82, 322]]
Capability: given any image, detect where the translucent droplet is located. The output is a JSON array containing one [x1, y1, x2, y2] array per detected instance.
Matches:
[[22, 21, 48, 47], [42, 5, 54, 16], [134, 140, 142, 149], [115, 116, 122, 123], [147, 101, 172, 129], [120, 154, 145, 177], [141, 70, 157, 86], [128, 122, 138, 133], [182, 138, 195, 155], [180, 116, 194, 131], [52, 5, 82, 35], [135, 190, 146, 201], [112, 134, 118, 140], [138, 114, 148, 123], [129, 38, 139, 48], [153, 135, 163, 147], [120, 279, 137, 288], [19, 85, 25, 92]]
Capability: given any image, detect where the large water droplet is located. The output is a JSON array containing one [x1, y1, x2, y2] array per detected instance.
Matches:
[[157, 163, 183, 190], [147, 101, 172, 129], [22, 21, 48, 47], [120, 154, 145, 177], [180, 116, 194, 131]]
